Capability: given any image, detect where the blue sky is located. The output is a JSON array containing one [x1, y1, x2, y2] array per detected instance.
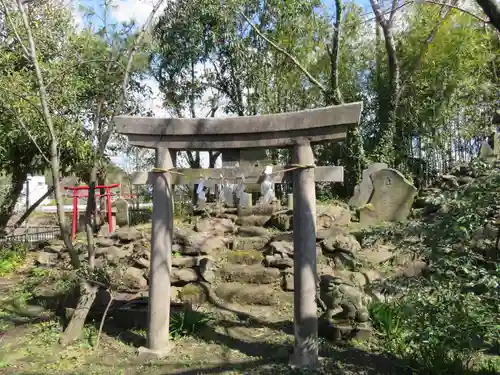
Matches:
[[75, 0, 374, 30]]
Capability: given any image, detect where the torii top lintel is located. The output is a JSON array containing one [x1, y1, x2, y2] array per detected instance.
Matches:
[[115, 102, 363, 151]]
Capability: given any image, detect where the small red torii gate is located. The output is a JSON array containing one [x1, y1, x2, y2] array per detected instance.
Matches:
[[64, 183, 120, 240]]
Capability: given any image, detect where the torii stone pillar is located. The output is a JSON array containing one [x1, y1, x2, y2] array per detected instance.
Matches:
[[115, 102, 363, 366], [148, 148, 175, 352], [290, 143, 318, 366]]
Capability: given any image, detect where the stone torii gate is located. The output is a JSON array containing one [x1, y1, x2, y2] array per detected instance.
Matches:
[[115, 102, 363, 366]]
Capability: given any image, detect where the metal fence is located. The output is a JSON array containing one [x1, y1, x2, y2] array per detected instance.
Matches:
[[0, 226, 61, 246]]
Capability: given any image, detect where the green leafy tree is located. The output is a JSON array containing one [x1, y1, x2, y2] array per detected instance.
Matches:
[[0, 0, 94, 233]]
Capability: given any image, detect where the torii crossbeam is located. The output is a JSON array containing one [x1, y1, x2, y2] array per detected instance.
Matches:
[[115, 102, 363, 366]]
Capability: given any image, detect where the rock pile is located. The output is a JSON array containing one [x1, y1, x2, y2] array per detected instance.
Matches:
[[33, 201, 423, 342], [413, 163, 481, 216]]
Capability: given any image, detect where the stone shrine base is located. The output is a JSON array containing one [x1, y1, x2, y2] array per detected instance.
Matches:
[[319, 316, 373, 342]]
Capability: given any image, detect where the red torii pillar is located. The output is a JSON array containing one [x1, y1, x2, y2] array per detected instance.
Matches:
[[64, 183, 120, 240]]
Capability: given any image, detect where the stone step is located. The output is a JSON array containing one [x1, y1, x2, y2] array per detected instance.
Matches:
[[214, 282, 292, 306], [217, 264, 280, 284]]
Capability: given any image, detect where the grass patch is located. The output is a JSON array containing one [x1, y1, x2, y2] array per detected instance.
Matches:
[[0, 242, 28, 276], [170, 308, 210, 339]]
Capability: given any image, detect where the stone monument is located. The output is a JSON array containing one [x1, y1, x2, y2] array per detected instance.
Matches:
[[114, 198, 130, 227], [348, 162, 388, 208], [359, 168, 417, 225]]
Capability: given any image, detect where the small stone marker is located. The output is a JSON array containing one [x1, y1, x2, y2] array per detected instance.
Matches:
[[349, 162, 388, 208], [359, 168, 417, 225], [114, 198, 130, 227], [239, 192, 252, 207]]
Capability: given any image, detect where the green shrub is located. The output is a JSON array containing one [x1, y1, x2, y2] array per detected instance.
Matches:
[[169, 308, 210, 339], [366, 167, 500, 374]]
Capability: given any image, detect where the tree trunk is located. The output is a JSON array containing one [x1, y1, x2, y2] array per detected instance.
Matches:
[[476, 0, 500, 32], [209, 151, 221, 202], [370, 0, 401, 165], [11, 186, 55, 230], [61, 224, 97, 344], [187, 152, 201, 206], [325, 0, 364, 196], [60, 280, 98, 344], [15, 0, 76, 263], [98, 174, 107, 228], [0, 168, 28, 234], [85, 165, 98, 231], [326, 0, 344, 106]]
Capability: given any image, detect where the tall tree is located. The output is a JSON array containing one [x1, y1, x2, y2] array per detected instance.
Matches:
[[0, 0, 93, 233], [74, 0, 163, 230]]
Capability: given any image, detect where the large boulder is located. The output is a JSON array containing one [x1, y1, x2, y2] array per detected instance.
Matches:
[[122, 267, 148, 290], [36, 251, 58, 267], [227, 250, 264, 265], [316, 204, 352, 229], [235, 215, 271, 227], [231, 237, 269, 251], [269, 213, 292, 231], [111, 227, 143, 243], [237, 226, 271, 237], [264, 241, 294, 258], [215, 283, 292, 306], [174, 228, 226, 255], [171, 268, 199, 285], [194, 217, 235, 235]]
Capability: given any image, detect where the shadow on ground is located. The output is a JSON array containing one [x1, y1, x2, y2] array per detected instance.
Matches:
[[2, 274, 497, 375]]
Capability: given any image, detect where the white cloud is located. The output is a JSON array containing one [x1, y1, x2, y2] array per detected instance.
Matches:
[[110, 0, 167, 25], [62, 0, 85, 30], [141, 78, 170, 117]]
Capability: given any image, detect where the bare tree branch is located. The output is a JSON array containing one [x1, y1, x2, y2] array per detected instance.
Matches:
[[425, 0, 489, 23], [240, 11, 328, 94]]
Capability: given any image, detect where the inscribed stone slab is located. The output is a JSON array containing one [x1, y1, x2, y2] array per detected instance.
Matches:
[[348, 162, 388, 208], [363, 168, 417, 223]]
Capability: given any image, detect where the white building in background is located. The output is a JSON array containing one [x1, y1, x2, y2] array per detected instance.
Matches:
[[17, 175, 51, 209]]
